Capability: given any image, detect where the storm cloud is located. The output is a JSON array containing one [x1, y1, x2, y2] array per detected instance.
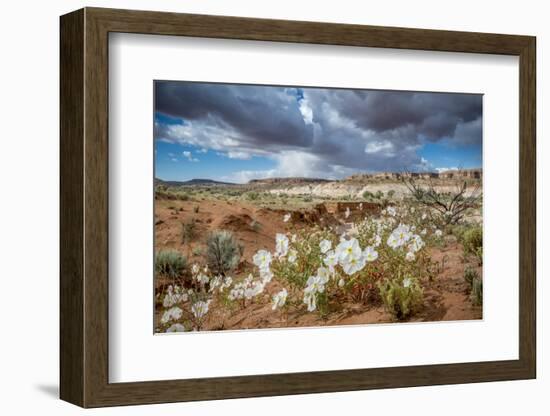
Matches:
[[154, 81, 482, 181]]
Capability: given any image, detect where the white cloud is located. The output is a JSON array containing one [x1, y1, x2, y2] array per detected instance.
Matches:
[[364, 140, 395, 155], [435, 166, 459, 173], [226, 151, 252, 160], [182, 151, 199, 162]]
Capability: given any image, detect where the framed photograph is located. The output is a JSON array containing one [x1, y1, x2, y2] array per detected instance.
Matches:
[[60, 7, 536, 408]]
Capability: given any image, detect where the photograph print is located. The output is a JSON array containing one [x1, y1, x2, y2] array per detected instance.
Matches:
[[153, 81, 483, 334]]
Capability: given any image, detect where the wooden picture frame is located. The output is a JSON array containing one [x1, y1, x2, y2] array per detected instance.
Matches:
[[60, 7, 536, 408]]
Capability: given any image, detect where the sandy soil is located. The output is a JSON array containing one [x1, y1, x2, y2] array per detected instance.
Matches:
[[154, 198, 482, 330]]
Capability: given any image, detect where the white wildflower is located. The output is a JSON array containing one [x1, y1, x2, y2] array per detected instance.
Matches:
[[288, 249, 297, 264], [435, 229, 443, 238], [316, 266, 331, 284], [323, 250, 339, 271], [275, 233, 289, 258], [363, 246, 379, 262], [387, 206, 396, 216], [403, 277, 412, 288], [283, 213, 291, 223], [303, 290, 317, 312], [408, 234, 425, 253], [272, 288, 288, 310], [166, 323, 186, 333], [191, 300, 211, 319], [196, 273, 209, 285], [405, 251, 415, 262], [319, 239, 332, 254], [344, 207, 351, 219], [253, 249, 272, 271], [341, 255, 367, 275], [306, 275, 327, 294], [161, 306, 183, 324], [336, 238, 362, 262]]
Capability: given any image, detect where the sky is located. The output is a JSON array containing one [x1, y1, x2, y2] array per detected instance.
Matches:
[[154, 81, 482, 183]]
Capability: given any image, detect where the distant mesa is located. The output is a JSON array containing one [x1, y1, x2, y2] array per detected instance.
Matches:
[[345, 168, 482, 181], [155, 178, 236, 187], [248, 177, 331, 186], [155, 169, 482, 188]]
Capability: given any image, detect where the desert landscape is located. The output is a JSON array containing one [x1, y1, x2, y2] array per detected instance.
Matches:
[[154, 170, 483, 333]]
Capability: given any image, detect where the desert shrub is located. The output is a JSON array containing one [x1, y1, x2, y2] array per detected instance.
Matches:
[[470, 276, 483, 306], [362, 190, 374, 200], [463, 267, 478, 288], [303, 196, 313, 202], [206, 230, 241, 275], [173, 192, 189, 201], [155, 249, 188, 280], [387, 189, 396, 199], [192, 245, 204, 257], [246, 192, 260, 201], [462, 225, 483, 263], [182, 219, 196, 243], [378, 276, 423, 320], [375, 190, 384, 199], [448, 224, 468, 241]]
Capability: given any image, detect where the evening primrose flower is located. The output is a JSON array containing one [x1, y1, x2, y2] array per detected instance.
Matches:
[[387, 224, 412, 249], [303, 290, 317, 312], [245, 281, 265, 299], [163, 286, 178, 308], [336, 238, 362, 262], [272, 288, 288, 310], [363, 246, 379, 262], [316, 266, 331, 284], [191, 300, 211, 319], [161, 306, 183, 324], [409, 234, 425, 252], [260, 269, 273, 283], [323, 250, 339, 271], [288, 249, 297, 264], [387, 233, 401, 249], [275, 233, 289, 258], [253, 249, 272, 271], [341, 255, 367, 275], [196, 273, 209, 285], [166, 323, 186, 333], [319, 239, 332, 254], [435, 229, 443, 238], [306, 275, 327, 293]]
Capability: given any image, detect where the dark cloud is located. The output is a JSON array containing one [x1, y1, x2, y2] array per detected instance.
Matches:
[[155, 82, 313, 149], [154, 82, 482, 179]]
